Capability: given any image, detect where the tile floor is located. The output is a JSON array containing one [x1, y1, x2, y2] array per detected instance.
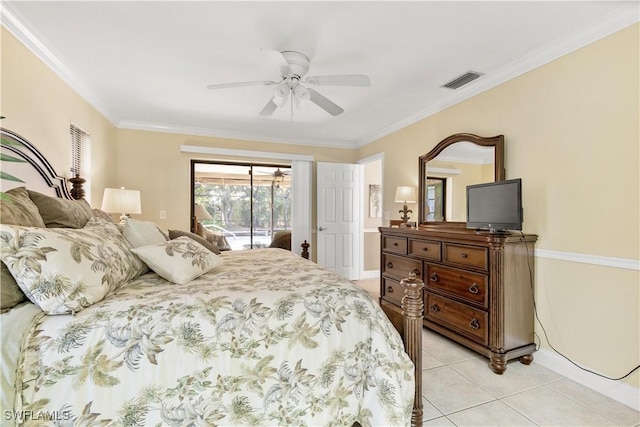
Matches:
[[353, 278, 640, 427]]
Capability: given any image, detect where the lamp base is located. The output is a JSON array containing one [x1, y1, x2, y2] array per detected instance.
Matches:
[[399, 204, 412, 223]]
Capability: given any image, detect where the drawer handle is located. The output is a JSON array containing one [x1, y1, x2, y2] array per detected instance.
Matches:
[[468, 283, 479, 294], [386, 286, 394, 293], [469, 318, 480, 330], [393, 242, 398, 246], [460, 253, 468, 259], [429, 304, 440, 313], [386, 261, 394, 269], [429, 273, 438, 282], [411, 268, 421, 277], [423, 247, 429, 251]]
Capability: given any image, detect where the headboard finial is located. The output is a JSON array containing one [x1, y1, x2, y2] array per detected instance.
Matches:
[[69, 174, 86, 200]]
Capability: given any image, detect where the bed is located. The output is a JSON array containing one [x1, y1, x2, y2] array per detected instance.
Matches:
[[0, 128, 424, 426]]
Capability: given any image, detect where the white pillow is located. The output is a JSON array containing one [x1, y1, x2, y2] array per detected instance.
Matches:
[[0, 218, 147, 315], [130, 236, 223, 285], [122, 217, 167, 248]]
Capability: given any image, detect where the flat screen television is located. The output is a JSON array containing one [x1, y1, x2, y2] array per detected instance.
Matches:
[[466, 178, 522, 233]]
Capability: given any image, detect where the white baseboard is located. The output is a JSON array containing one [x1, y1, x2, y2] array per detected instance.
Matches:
[[360, 270, 380, 280], [534, 348, 639, 411], [360, 263, 639, 410]]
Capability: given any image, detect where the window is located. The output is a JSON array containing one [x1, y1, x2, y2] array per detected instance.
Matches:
[[70, 122, 91, 201]]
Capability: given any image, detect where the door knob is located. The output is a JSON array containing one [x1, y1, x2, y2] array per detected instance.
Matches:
[[318, 226, 327, 231]]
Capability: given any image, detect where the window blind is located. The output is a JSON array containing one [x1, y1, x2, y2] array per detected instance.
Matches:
[[70, 122, 91, 201], [70, 122, 90, 178]]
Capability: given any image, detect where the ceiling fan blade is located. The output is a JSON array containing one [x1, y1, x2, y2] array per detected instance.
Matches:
[[259, 97, 278, 116], [207, 81, 276, 90], [304, 75, 371, 87], [261, 49, 293, 76], [308, 89, 344, 116]]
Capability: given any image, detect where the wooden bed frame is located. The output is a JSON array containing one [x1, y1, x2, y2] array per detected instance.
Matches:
[[0, 127, 425, 426]]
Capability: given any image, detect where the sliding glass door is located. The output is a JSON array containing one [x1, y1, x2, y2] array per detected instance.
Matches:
[[191, 161, 291, 250]]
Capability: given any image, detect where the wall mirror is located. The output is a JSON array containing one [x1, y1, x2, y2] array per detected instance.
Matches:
[[419, 133, 504, 224]]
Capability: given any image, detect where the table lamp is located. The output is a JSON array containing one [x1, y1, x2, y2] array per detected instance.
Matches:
[[101, 187, 141, 224], [395, 186, 416, 223]]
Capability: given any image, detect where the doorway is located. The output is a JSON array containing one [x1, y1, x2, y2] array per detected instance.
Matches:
[[191, 161, 292, 250], [358, 153, 384, 280]]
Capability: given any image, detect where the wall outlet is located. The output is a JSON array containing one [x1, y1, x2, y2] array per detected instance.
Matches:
[[159, 210, 167, 220]]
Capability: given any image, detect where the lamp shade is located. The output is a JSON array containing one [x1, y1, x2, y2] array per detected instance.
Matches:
[[101, 188, 141, 215], [194, 204, 213, 221], [395, 186, 417, 203]]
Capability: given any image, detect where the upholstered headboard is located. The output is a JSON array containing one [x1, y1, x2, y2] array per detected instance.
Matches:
[[1, 128, 74, 199]]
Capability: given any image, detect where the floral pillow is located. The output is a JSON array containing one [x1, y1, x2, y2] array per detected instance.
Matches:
[[0, 218, 147, 315], [130, 236, 224, 285]]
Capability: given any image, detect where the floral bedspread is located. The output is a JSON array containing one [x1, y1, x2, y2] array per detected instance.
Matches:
[[12, 249, 414, 426]]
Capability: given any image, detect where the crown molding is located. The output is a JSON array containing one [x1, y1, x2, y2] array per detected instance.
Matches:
[[355, 3, 640, 148], [1, 2, 355, 150], [2, 2, 637, 150], [1, 3, 120, 126], [118, 120, 356, 150]]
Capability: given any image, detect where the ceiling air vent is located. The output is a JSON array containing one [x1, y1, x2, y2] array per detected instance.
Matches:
[[441, 71, 483, 90]]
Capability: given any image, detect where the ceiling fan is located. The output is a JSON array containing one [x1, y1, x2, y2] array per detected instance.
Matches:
[[206, 50, 371, 117], [254, 167, 291, 187]]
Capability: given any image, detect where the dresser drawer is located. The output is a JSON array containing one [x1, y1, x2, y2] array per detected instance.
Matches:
[[443, 243, 488, 270], [382, 253, 422, 281], [425, 293, 488, 345], [408, 239, 441, 261], [426, 264, 488, 309], [382, 236, 408, 254], [381, 277, 404, 306]]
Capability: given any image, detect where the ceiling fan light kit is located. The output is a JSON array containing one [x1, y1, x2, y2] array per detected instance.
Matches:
[[273, 83, 290, 107], [207, 50, 370, 118]]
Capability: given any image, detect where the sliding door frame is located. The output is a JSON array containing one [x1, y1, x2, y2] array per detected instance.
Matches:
[[190, 160, 291, 248]]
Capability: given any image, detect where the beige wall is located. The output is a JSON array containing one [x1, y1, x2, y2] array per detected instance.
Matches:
[[357, 24, 639, 387], [1, 28, 117, 204], [115, 129, 356, 256], [3, 18, 638, 390]]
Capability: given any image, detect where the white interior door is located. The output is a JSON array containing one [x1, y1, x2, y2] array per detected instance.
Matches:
[[317, 162, 360, 280]]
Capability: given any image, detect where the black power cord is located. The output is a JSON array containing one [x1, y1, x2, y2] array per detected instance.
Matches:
[[520, 232, 640, 381]]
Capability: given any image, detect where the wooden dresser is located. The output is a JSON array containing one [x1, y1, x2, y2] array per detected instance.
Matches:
[[379, 225, 538, 374]]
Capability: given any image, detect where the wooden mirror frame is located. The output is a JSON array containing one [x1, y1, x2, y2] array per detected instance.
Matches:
[[418, 133, 505, 226]]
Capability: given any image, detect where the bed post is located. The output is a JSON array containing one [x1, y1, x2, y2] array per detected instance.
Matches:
[[69, 173, 86, 200], [401, 271, 424, 427], [300, 240, 310, 259]]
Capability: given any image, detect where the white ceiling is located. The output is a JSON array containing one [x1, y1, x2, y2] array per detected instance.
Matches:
[[3, 1, 638, 149]]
